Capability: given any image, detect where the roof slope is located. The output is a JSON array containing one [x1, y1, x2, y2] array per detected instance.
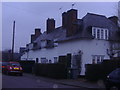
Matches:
[[34, 13, 120, 43]]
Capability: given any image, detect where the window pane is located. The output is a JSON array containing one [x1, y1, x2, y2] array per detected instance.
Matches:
[[105, 29, 108, 40], [97, 29, 100, 39], [101, 29, 104, 39]]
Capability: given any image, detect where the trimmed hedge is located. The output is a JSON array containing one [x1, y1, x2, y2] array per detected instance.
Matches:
[[19, 60, 35, 73], [34, 63, 67, 79], [85, 64, 103, 81], [85, 59, 120, 81]]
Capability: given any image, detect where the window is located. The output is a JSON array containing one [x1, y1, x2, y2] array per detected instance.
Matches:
[[105, 29, 108, 40], [36, 58, 39, 63], [101, 29, 104, 39], [92, 56, 96, 64], [33, 43, 37, 47], [93, 29, 96, 37], [97, 56, 100, 64], [118, 52, 120, 57], [97, 29, 100, 39], [41, 58, 48, 63], [92, 28, 96, 37], [92, 55, 104, 64], [92, 27, 109, 40], [49, 60, 52, 63], [101, 56, 104, 62], [54, 57, 58, 63], [41, 40, 47, 48]]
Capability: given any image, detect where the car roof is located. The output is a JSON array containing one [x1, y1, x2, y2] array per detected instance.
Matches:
[[9, 61, 19, 63]]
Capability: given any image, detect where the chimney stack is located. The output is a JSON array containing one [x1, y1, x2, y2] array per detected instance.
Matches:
[[108, 16, 118, 25], [62, 9, 78, 37], [46, 18, 55, 34], [62, 12, 68, 29], [31, 28, 42, 43], [35, 28, 42, 37], [31, 34, 36, 43], [66, 9, 78, 37]]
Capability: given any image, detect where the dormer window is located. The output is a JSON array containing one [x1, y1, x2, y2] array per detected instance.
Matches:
[[41, 40, 47, 48], [33, 42, 37, 47], [92, 27, 109, 40]]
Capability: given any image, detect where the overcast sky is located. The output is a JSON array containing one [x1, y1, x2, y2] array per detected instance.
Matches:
[[2, 2, 118, 52]]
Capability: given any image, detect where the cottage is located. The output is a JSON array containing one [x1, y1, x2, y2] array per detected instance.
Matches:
[[21, 9, 120, 75]]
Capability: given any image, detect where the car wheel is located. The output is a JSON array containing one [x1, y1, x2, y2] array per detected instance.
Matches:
[[6, 71, 9, 75], [20, 73, 23, 76], [109, 86, 119, 90]]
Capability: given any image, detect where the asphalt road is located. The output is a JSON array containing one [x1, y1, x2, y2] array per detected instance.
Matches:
[[2, 73, 91, 90]]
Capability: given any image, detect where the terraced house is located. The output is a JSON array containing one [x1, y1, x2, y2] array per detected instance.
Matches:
[[21, 9, 120, 75]]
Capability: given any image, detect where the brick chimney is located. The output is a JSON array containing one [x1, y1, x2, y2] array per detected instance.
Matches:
[[46, 18, 55, 34], [31, 34, 36, 43], [62, 12, 68, 29], [108, 16, 118, 25], [35, 28, 42, 37], [66, 9, 78, 37], [31, 28, 42, 43]]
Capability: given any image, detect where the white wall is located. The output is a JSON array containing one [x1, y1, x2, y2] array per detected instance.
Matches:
[[21, 47, 58, 63], [57, 39, 110, 75], [21, 39, 110, 75]]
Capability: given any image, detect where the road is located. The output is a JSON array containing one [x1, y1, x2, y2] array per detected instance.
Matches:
[[2, 73, 91, 89]]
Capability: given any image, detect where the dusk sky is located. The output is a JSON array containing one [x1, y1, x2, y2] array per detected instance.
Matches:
[[2, 2, 118, 52]]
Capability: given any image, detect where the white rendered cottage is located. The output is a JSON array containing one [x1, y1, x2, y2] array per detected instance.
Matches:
[[21, 9, 120, 75]]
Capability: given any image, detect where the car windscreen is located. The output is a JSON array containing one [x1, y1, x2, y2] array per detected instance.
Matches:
[[2, 62, 8, 66], [10, 63, 21, 66]]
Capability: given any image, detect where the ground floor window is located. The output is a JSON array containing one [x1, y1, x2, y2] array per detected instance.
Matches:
[[36, 58, 39, 63], [41, 57, 48, 63], [54, 57, 58, 63], [92, 55, 104, 64], [118, 51, 120, 57]]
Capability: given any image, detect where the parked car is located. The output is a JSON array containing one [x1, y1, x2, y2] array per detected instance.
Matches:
[[0, 61, 2, 73], [4, 61, 23, 76], [1, 61, 9, 73], [105, 68, 120, 90]]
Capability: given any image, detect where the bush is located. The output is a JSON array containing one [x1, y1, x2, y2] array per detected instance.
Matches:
[[34, 63, 67, 79], [85, 64, 103, 81], [19, 60, 35, 73], [85, 59, 120, 81]]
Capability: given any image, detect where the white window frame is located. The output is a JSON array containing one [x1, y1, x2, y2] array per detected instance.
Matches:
[[92, 55, 105, 64], [92, 27, 109, 40]]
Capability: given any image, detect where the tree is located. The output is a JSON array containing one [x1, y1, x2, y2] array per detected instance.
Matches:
[[2, 49, 12, 61], [2, 49, 21, 61]]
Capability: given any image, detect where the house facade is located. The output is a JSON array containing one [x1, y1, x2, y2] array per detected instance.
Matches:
[[21, 9, 120, 75]]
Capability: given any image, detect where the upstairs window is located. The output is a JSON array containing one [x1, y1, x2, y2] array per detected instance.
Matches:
[[41, 40, 47, 48], [92, 27, 109, 40], [105, 29, 109, 40]]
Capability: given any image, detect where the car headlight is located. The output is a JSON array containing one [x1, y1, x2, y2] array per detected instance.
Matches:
[[107, 76, 109, 78], [20, 67, 22, 70], [9, 67, 12, 70]]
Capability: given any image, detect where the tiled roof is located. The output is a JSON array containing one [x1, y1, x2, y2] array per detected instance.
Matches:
[[34, 13, 120, 43]]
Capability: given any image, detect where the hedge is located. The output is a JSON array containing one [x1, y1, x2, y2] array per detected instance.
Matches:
[[34, 63, 67, 79], [85, 59, 120, 81]]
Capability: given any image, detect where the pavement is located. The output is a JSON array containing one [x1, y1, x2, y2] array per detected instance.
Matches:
[[24, 73, 106, 89]]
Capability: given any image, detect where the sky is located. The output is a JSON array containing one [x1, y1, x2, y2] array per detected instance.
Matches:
[[2, 2, 118, 53]]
